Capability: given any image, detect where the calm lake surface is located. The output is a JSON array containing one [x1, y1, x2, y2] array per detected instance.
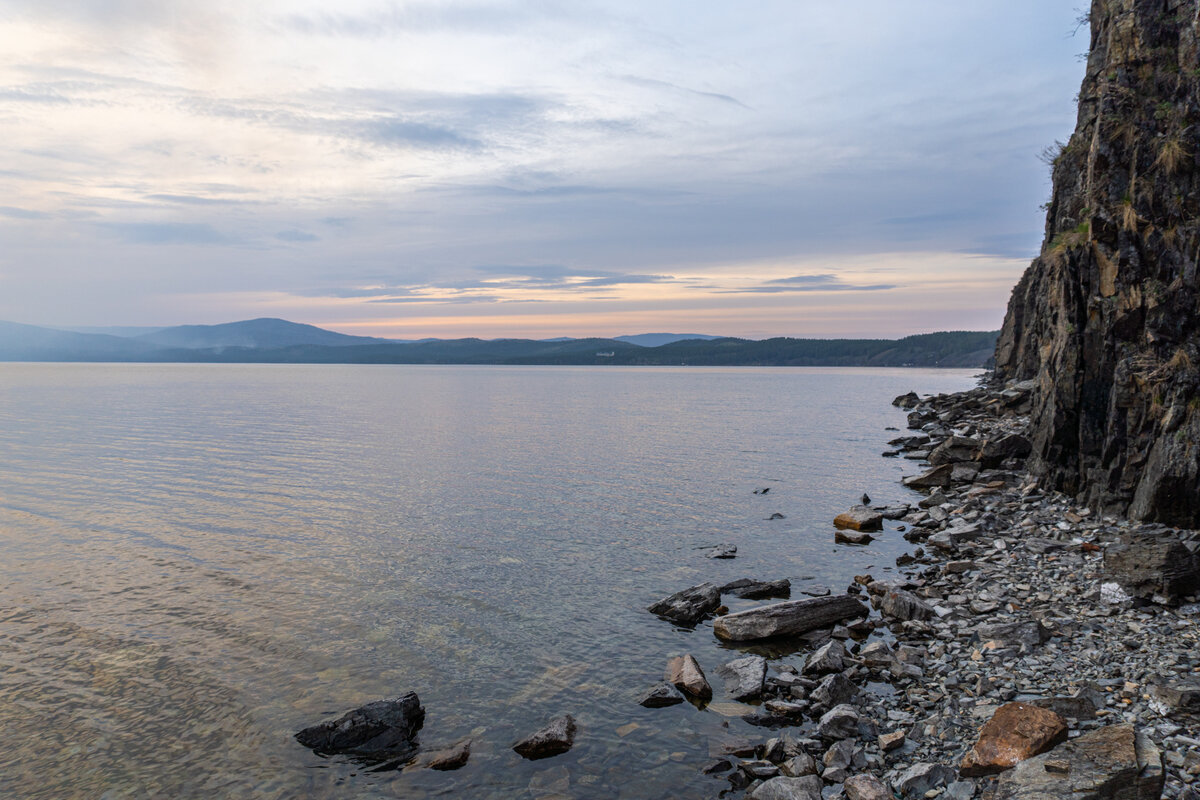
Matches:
[[0, 364, 978, 799]]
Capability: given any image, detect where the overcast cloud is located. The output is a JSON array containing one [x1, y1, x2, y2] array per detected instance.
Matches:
[[0, 1, 1084, 338]]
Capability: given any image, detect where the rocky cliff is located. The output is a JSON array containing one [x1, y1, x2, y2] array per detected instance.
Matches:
[[996, 0, 1200, 525]]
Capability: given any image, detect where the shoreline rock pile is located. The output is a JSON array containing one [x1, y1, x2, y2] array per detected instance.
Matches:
[[635, 378, 1200, 799]]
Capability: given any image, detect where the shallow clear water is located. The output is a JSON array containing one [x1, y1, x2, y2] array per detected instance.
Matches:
[[0, 364, 977, 799]]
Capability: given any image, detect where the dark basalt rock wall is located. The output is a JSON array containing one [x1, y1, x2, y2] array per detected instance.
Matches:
[[996, 0, 1200, 525]]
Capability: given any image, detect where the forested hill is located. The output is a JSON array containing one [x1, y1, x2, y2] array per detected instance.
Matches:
[[0, 319, 997, 366]]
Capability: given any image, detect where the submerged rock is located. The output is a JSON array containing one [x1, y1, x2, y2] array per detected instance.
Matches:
[[712, 595, 868, 641], [638, 681, 685, 708], [647, 582, 721, 625], [513, 714, 576, 760], [427, 739, 471, 771], [294, 693, 425, 759]]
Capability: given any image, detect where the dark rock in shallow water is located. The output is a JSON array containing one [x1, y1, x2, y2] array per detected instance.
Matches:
[[513, 714, 576, 760], [1103, 530, 1200, 599], [638, 681, 685, 708], [880, 588, 935, 621], [704, 543, 738, 559], [647, 582, 721, 625], [720, 577, 791, 599], [426, 739, 471, 771], [294, 693, 425, 758], [712, 595, 868, 642]]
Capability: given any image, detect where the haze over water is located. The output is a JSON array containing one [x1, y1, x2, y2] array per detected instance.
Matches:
[[0, 364, 976, 799]]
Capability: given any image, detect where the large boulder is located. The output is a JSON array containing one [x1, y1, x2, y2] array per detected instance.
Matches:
[[713, 595, 868, 641], [294, 693, 425, 758], [928, 436, 981, 466], [844, 774, 892, 800], [902, 464, 955, 489], [976, 433, 1033, 467], [834, 505, 884, 532], [894, 763, 956, 798], [513, 714, 576, 760], [1103, 530, 1200, 600], [959, 702, 1068, 777], [647, 582, 721, 625], [991, 724, 1163, 800]]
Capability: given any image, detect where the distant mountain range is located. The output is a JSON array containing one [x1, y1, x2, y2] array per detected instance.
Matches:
[[0, 318, 998, 367]]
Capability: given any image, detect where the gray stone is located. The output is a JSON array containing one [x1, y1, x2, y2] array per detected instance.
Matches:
[[713, 595, 869, 641], [750, 775, 824, 800], [880, 588, 935, 621], [294, 692, 425, 758], [780, 754, 818, 777], [513, 714, 576, 760], [894, 762, 956, 798], [810, 672, 858, 709], [818, 704, 861, 739], [992, 724, 1163, 800], [705, 543, 738, 559], [843, 774, 891, 800], [717, 655, 768, 701], [803, 640, 845, 675], [648, 582, 721, 625]]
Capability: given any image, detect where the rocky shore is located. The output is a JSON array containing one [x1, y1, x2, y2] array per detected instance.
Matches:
[[640, 377, 1200, 800], [294, 377, 1199, 800]]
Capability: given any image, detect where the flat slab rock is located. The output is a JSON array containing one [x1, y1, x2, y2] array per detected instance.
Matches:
[[959, 701, 1068, 777], [1103, 530, 1200, 599], [513, 714, 576, 760], [720, 577, 791, 599], [647, 582, 720, 625], [713, 594, 868, 642], [749, 774, 823, 800], [992, 723, 1164, 800], [834, 505, 884, 532], [294, 692, 425, 758]]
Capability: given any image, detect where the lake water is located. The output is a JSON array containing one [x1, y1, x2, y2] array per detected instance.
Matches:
[[0, 364, 978, 799]]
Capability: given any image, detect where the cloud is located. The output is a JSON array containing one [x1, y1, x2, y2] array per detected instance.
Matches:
[[0, 206, 51, 220], [145, 193, 246, 206], [722, 276, 898, 294], [98, 222, 234, 245], [620, 75, 750, 109], [275, 230, 319, 242]]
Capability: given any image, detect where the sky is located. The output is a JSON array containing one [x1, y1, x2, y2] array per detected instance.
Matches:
[[0, 1, 1087, 339]]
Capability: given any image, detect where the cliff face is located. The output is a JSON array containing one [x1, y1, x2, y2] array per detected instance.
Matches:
[[995, 0, 1200, 525]]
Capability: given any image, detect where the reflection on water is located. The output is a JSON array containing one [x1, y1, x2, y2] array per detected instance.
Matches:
[[0, 364, 977, 799]]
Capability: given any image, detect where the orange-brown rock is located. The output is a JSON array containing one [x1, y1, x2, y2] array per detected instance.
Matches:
[[834, 505, 883, 531], [960, 702, 1068, 777]]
